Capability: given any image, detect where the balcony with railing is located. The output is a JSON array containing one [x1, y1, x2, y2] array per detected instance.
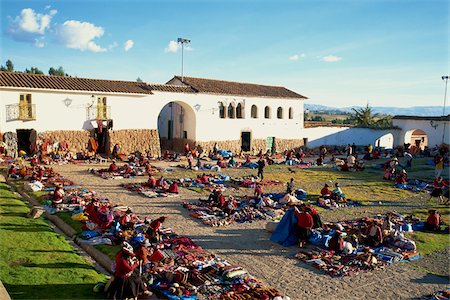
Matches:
[[6, 104, 36, 121], [86, 105, 111, 120]]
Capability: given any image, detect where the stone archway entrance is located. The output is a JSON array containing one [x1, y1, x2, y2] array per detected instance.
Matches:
[[157, 101, 196, 153], [404, 129, 428, 153]]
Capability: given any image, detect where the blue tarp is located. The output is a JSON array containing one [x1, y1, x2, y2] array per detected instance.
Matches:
[[270, 208, 298, 246]]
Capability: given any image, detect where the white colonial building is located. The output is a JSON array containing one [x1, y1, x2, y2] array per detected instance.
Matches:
[[0, 72, 307, 156]]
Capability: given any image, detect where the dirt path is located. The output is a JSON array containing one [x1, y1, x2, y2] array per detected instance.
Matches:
[[53, 163, 449, 300]]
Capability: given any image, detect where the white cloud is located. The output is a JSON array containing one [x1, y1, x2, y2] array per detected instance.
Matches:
[[124, 39, 134, 51], [321, 55, 342, 62], [165, 40, 179, 53], [35, 38, 45, 48], [55, 20, 106, 52], [7, 8, 57, 45], [289, 53, 305, 61]]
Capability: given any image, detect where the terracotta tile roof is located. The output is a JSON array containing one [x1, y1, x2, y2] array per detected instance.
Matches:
[[0, 71, 153, 94], [168, 76, 308, 99], [393, 115, 450, 121], [147, 84, 196, 93]]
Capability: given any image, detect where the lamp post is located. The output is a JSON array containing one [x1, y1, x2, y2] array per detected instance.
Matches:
[[442, 76, 449, 144], [177, 38, 190, 82]]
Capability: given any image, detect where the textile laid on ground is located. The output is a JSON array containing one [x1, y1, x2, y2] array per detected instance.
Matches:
[[315, 199, 362, 210], [394, 179, 433, 193], [183, 197, 285, 227], [122, 183, 179, 198], [272, 210, 424, 277], [89, 167, 147, 179], [22, 167, 286, 300]]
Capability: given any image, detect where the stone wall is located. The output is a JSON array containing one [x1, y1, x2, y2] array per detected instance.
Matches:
[[160, 138, 196, 154], [109, 129, 161, 157], [41, 130, 90, 152]]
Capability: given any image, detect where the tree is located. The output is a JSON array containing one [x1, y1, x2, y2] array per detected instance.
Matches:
[[136, 77, 143, 82], [48, 66, 67, 76], [351, 104, 374, 127], [6, 60, 14, 72], [351, 104, 393, 129], [25, 67, 44, 74]]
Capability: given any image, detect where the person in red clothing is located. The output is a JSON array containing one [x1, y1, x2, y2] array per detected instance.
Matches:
[[149, 216, 166, 233], [37, 166, 44, 182], [7, 164, 18, 178], [199, 173, 209, 184], [364, 219, 383, 247], [307, 203, 323, 228], [168, 181, 179, 194], [107, 242, 151, 299], [429, 177, 448, 203], [320, 183, 332, 199], [254, 183, 263, 199], [108, 160, 118, 172], [145, 174, 157, 188], [294, 205, 314, 247], [147, 216, 167, 242], [425, 209, 441, 231], [217, 191, 226, 209], [52, 184, 65, 205], [395, 170, 407, 185], [328, 230, 345, 252], [156, 176, 169, 191], [340, 161, 350, 172], [135, 239, 152, 271], [120, 209, 135, 230]]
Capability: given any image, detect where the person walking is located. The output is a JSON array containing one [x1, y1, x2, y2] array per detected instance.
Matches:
[[257, 157, 266, 180]]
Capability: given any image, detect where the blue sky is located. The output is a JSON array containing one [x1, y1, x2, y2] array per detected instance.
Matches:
[[1, 0, 448, 108]]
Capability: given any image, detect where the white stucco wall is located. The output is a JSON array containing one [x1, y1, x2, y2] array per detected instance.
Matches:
[[0, 88, 305, 143], [393, 119, 449, 147], [302, 126, 400, 148]]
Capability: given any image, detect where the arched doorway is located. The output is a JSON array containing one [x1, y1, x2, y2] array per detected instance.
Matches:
[[404, 129, 427, 153], [157, 101, 196, 153], [375, 133, 394, 149]]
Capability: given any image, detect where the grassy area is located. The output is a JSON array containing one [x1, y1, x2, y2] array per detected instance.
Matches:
[[57, 211, 85, 235], [94, 245, 121, 261], [0, 183, 107, 299], [406, 231, 449, 255]]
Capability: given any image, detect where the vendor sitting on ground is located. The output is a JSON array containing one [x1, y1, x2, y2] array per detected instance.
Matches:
[[364, 219, 383, 247], [108, 160, 118, 172], [307, 203, 322, 228], [294, 204, 314, 248], [224, 196, 238, 213], [120, 209, 135, 230], [395, 169, 407, 185], [328, 230, 345, 253], [320, 183, 332, 199], [52, 183, 65, 205], [7, 164, 18, 178], [107, 242, 151, 299], [156, 176, 169, 191], [332, 182, 346, 202], [168, 181, 179, 194], [425, 209, 441, 231], [147, 216, 167, 242], [340, 160, 351, 172], [198, 173, 210, 184], [145, 174, 157, 188]]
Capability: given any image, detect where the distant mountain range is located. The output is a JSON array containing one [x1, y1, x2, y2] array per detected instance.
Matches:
[[304, 104, 446, 117]]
